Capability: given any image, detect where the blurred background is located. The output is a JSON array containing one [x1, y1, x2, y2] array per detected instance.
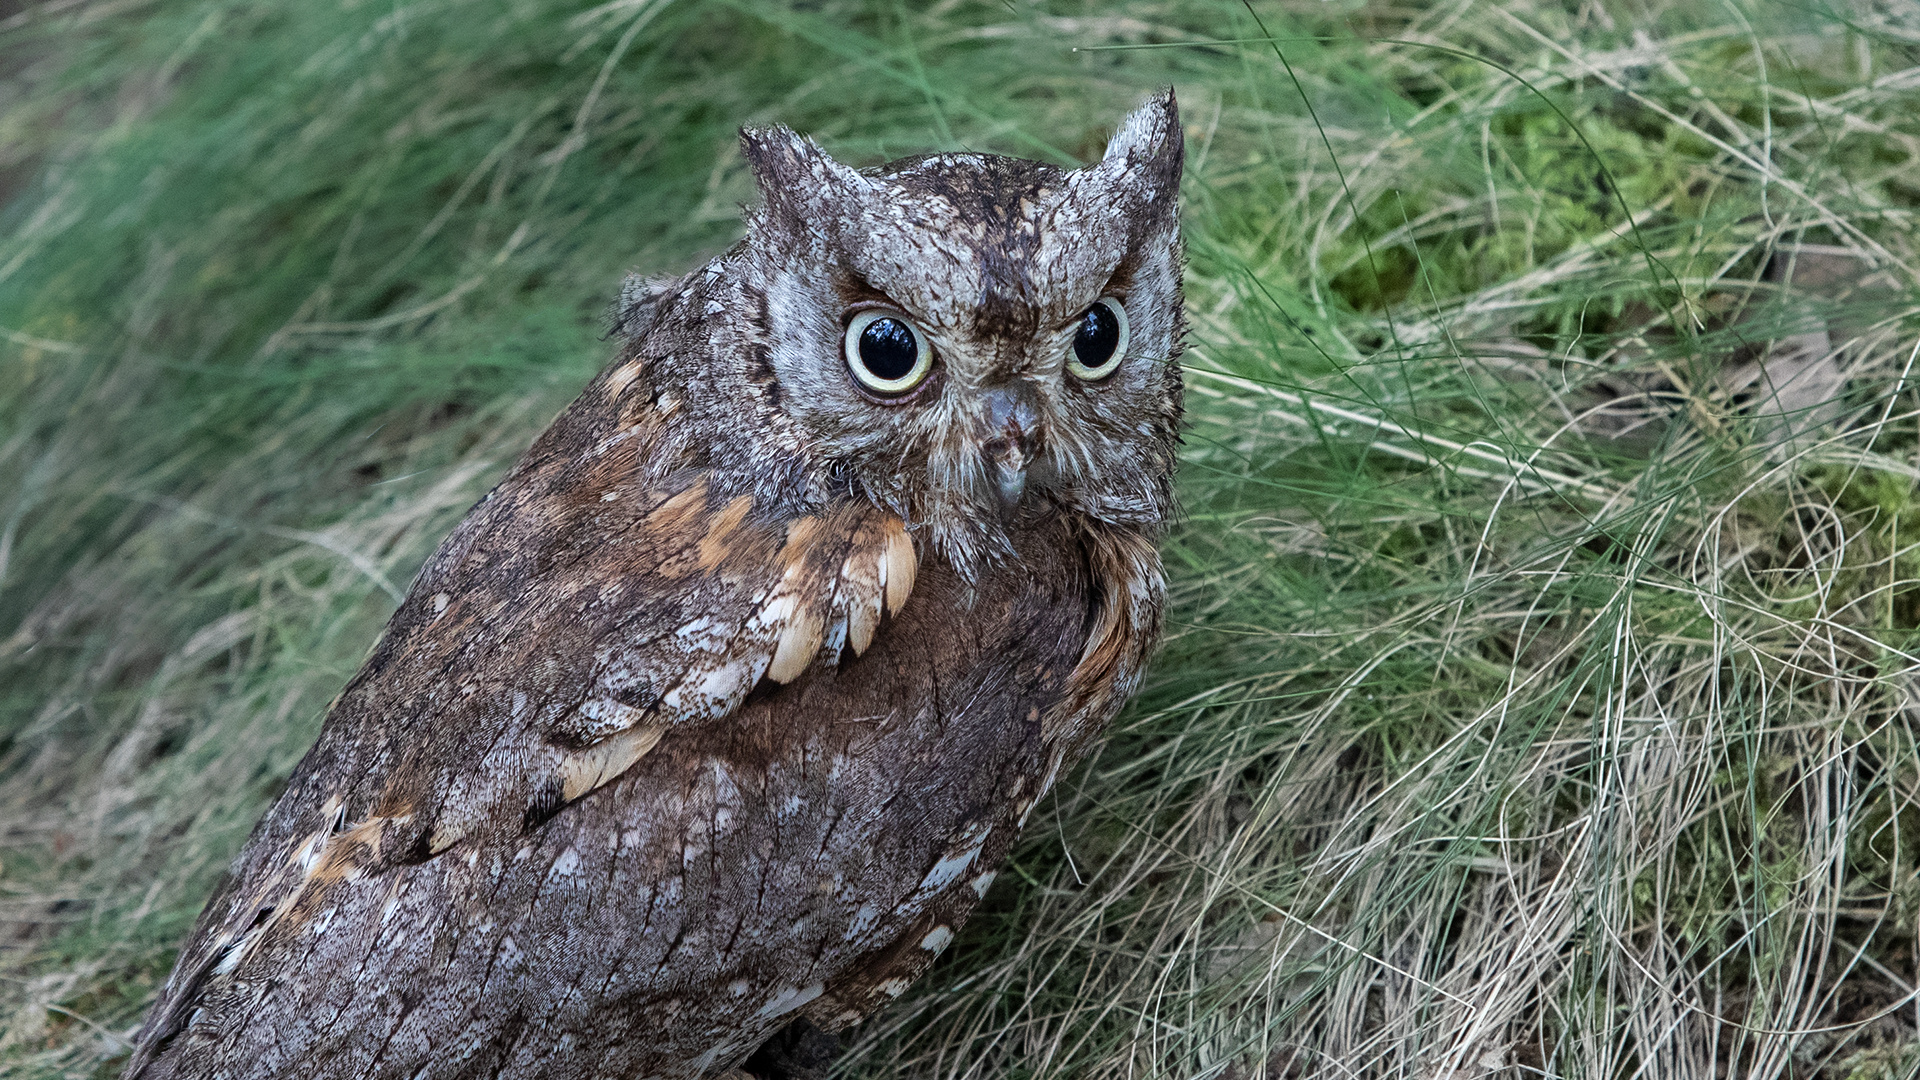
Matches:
[[3, 1, 1918, 1076]]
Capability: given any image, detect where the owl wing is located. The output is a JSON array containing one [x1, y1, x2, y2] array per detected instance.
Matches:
[[296, 468, 917, 875], [400, 475, 920, 857], [128, 381, 920, 1074]]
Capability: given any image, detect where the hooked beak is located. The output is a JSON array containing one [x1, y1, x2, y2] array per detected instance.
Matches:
[[981, 384, 1040, 508]]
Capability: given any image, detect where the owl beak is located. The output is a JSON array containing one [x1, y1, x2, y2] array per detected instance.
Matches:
[[981, 384, 1040, 508]]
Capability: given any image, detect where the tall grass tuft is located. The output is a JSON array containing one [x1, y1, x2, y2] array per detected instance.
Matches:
[[2, 1, 1917, 1077]]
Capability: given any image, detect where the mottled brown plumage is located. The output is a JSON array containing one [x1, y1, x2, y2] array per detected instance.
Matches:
[[127, 91, 1184, 1080]]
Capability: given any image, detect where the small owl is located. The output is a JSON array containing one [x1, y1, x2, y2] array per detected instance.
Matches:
[[126, 90, 1184, 1080]]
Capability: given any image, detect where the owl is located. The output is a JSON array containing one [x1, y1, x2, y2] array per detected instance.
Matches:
[[125, 90, 1184, 1080]]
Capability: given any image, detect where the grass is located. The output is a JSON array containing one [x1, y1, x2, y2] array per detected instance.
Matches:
[[3, 0, 1918, 1076]]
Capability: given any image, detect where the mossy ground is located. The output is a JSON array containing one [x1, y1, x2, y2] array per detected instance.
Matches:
[[3, 1, 1919, 1076]]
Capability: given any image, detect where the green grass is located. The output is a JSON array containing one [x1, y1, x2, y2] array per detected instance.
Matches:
[[4, 1, 1919, 1076]]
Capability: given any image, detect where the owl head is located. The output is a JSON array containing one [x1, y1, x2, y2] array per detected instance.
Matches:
[[711, 92, 1184, 580]]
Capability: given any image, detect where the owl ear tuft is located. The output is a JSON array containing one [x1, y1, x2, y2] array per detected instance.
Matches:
[[739, 125, 870, 223], [1102, 88, 1182, 168], [1085, 89, 1183, 208]]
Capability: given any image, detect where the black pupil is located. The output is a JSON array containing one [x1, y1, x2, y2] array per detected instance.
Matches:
[[858, 318, 919, 382], [1074, 303, 1120, 368]]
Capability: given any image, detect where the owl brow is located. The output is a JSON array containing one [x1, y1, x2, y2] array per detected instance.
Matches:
[[1100, 249, 1143, 300], [830, 266, 897, 313]]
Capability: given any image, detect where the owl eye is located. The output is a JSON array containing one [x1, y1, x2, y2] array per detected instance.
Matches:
[[1067, 297, 1129, 381], [844, 309, 934, 396]]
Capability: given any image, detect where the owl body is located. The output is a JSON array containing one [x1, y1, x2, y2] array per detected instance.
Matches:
[[129, 93, 1183, 1080]]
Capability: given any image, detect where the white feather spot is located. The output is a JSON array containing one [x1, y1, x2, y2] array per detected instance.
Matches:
[[846, 902, 882, 940], [878, 977, 913, 998], [211, 940, 246, 976], [431, 592, 449, 613], [663, 657, 759, 718], [918, 840, 985, 894], [970, 871, 997, 897], [755, 982, 824, 1020], [755, 591, 799, 629], [919, 925, 954, 954]]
